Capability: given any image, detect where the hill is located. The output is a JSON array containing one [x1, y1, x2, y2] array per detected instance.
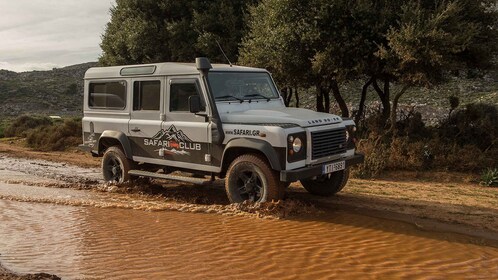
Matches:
[[0, 62, 97, 117]]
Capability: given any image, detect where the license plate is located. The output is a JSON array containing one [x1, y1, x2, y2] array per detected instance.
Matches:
[[322, 161, 346, 174]]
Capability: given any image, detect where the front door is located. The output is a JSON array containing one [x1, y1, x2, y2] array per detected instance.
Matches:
[[128, 77, 164, 159], [160, 76, 212, 171]]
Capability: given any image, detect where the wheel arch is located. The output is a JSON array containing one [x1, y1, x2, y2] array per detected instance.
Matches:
[[221, 138, 285, 176], [97, 130, 133, 159]]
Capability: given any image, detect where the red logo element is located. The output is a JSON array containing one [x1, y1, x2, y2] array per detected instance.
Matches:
[[169, 141, 179, 149]]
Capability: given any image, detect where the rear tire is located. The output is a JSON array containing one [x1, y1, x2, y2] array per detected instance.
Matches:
[[102, 146, 133, 183], [225, 154, 284, 203], [300, 169, 349, 197]]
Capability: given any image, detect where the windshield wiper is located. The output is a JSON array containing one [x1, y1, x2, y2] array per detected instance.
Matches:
[[215, 95, 244, 103], [243, 94, 271, 102]]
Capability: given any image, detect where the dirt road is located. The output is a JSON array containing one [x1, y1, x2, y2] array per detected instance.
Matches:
[[0, 141, 497, 279], [1, 140, 497, 234]]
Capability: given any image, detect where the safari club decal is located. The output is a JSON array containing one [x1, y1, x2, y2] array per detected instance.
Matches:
[[144, 125, 201, 156]]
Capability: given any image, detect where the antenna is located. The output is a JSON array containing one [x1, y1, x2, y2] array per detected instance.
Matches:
[[216, 40, 233, 67]]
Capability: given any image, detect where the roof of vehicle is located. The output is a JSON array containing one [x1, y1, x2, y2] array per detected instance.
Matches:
[[84, 62, 268, 80]]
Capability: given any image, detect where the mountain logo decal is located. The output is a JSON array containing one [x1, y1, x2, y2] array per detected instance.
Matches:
[[152, 125, 193, 143], [144, 125, 201, 156]]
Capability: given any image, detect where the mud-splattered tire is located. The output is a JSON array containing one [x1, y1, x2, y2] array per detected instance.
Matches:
[[102, 146, 133, 183], [225, 154, 284, 203], [300, 169, 350, 197]]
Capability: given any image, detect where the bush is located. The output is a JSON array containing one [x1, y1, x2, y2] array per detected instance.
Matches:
[[26, 118, 82, 151], [480, 168, 498, 187], [352, 134, 389, 178], [351, 103, 498, 178], [438, 103, 498, 151], [4, 115, 52, 137]]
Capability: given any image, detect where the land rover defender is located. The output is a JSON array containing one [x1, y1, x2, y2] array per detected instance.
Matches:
[[80, 58, 364, 203]]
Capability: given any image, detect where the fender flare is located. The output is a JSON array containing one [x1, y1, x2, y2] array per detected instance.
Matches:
[[222, 138, 284, 171], [97, 130, 133, 159]]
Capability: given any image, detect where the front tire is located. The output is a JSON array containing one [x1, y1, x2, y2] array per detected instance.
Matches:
[[102, 146, 133, 183], [225, 154, 284, 203], [300, 169, 350, 197]]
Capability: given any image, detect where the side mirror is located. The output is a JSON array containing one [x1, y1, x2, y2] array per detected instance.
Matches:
[[189, 95, 202, 114]]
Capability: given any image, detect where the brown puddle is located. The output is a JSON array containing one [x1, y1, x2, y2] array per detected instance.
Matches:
[[1, 199, 497, 279]]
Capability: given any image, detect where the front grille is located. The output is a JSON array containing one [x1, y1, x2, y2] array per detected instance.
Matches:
[[311, 128, 347, 160]]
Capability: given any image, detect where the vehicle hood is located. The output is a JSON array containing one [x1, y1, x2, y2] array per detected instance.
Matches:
[[220, 107, 343, 127]]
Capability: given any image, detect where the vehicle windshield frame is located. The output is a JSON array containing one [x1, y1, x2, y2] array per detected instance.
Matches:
[[207, 71, 280, 102]]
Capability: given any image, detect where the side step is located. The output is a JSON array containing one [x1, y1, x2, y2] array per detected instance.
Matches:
[[128, 170, 222, 186]]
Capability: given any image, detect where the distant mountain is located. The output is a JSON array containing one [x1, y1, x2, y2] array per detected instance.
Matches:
[[0, 62, 97, 117]]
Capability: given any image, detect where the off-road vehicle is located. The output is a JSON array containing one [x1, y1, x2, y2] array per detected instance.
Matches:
[[80, 58, 364, 203]]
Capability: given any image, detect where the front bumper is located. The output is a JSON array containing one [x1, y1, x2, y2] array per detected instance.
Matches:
[[280, 153, 364, 182]]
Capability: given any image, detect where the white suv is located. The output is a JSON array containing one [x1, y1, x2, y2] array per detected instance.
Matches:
[[80, 58, 364, 203]]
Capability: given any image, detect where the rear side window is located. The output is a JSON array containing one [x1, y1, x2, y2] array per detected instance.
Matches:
[[89, 81, 126, 109], [133, 81, 160, 111]]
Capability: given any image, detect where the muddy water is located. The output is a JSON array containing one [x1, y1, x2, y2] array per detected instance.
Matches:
[[1, 199, 497, 279]]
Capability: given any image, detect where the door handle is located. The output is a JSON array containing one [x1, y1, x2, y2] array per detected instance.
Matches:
[[131, 128, 141, 132]]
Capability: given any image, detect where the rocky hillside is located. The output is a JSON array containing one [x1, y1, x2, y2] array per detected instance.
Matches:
[[0, 62, 97, 117]]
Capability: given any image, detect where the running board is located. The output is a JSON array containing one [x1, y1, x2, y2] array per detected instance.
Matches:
[[128, 170, 220, 186]]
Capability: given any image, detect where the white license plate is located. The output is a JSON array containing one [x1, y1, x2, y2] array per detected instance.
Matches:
[[322, 161, 346, 174]]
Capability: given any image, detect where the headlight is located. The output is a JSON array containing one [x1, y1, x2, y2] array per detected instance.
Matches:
[[292, 137, 302, 153]]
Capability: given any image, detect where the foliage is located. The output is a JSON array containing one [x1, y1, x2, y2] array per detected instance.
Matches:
[[480, 168, 498, 187], [0, 63, 94, 117], [438, 103, 498, 150], [26, 118, 82, 151], [2, 115, 81, 151], [353, 103, 498, 178], [377, 0, 498, 130], [99, 0, 257, 65], [4, 115, 52, 138]]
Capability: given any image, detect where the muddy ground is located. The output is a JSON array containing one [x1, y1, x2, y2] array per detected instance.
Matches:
[[0, 140, 497, 278], [1, 139, 496, 233]]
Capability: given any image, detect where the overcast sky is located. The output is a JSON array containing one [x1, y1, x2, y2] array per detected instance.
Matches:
[[0, 0, 115, 72]]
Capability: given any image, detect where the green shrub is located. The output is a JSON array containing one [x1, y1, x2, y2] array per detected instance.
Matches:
[[438, 103, 498, 151], [480, 168, 498, 187], [26, 118, 82, 151], [4, 115, 52, 137]]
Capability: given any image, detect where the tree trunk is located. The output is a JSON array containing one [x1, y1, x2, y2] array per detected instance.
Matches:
[[295, 88, 300, 108], [287, 88, 293, 107], [389, 85, 410, 134], [316, 88, 325, 112], [355, 77, 374, 124], [324, 86, 331, 113], [331, 81, 349, 117], [281, 87, 289, 107], [372, 78, 391, 125]]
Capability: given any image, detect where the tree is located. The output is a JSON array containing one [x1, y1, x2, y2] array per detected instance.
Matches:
[[240, 0, 367, 116], [99, 0, 256, 66], [376, 0, 498, 132]]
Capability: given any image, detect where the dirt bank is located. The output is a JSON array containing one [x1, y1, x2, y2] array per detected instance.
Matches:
[[0, 265, 60, 280], [0, 139, 99, 168]]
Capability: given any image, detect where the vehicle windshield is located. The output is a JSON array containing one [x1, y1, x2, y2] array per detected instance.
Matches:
[[208, 72, 280, 101]]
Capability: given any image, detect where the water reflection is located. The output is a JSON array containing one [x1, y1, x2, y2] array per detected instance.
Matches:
[[1, 200, 497, 279]]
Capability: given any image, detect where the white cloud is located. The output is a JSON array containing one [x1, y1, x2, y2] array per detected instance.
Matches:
[[0, 0, 115, 72]]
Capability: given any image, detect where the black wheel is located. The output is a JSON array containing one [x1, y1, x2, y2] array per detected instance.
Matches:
[[102, 146, 133, 183], [300, 169, 350, 197], [225, 154, 284, 203]]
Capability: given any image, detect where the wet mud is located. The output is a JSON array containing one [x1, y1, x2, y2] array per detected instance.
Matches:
[[1, 153, 498, 279]]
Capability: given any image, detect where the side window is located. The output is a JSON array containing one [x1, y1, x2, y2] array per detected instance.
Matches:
[[89, 81, 126, 109], [133, 80, 160, 111], [169, 82, 205, 112]]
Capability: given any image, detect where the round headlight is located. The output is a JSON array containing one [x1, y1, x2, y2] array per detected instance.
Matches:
[[292, 137, 302, 153]]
